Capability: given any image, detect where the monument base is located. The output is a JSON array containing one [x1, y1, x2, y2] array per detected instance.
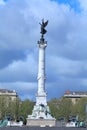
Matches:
[[26, 104, 56, 126], [26, 119, 56, 127]]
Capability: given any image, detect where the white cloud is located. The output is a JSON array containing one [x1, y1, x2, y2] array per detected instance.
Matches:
[[47, 55, 87, 79], [79, 0, 87, 11], [0, 53, 37, 82], [0, 0, 5, 5], [0, 0, 37, 50]]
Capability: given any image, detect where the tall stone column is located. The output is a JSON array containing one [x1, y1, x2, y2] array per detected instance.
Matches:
[[36, 40, 47, 106]]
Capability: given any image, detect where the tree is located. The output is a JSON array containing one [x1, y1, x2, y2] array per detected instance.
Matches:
[[0, 96, 20, 120], [48, 98, 59, 119], [48, 97, 73, 120], [58, 97, 73, 120], [48, 97, 87, 121], [71, 98, 87, 121], [18, 99, 34, 124]]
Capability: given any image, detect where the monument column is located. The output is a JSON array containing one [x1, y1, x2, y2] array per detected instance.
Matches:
[[37, 42, 46, 94], [36, 38, 47, 106], [27, 19, 56, 126]]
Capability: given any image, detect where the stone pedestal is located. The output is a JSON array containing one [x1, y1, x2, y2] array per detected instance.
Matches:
[[26, 104, 56, 126], [26, 119, 56, 127]]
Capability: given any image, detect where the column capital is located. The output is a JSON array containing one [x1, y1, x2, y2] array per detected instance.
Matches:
[[38, 41, 47, 49]]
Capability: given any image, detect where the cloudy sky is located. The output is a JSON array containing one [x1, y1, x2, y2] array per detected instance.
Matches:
[[0, 0, 87, 101]]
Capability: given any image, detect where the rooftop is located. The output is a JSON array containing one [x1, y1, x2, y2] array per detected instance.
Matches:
[[64, 90, 87, 98], [0, 89, 16, 93]]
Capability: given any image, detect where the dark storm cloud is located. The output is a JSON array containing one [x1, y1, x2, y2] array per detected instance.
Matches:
[[0, 0, 38, 50], [0, 50, 26, 69], [0, 53, 37, 82]]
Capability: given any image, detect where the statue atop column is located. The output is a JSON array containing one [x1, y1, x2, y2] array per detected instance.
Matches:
[[39, 19, 48, 41]]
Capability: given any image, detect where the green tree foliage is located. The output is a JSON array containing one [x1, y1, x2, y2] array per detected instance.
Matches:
[[0, 96, 7, 119], [71, 98, 87, 121], [48, 97, 87, 121], [0, 96, 34, 124], [48, 98, 60, 119], [18, 99, 34, 124], [48, 97, 73, 120], [0, 95, 87, 123], [58, 97, 73, 120], [0, 96, 20, 120]]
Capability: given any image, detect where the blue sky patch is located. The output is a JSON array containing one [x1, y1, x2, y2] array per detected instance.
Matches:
[[51, 0, 81, 13]]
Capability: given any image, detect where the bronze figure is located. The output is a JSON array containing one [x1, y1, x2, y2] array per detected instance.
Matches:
[[39, 19, 48, 35]]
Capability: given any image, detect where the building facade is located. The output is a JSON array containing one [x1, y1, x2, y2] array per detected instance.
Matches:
[[0, 89, 17, 101], [64, 90, 87, 104]]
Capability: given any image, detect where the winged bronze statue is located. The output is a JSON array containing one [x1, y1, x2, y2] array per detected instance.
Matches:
[[39, 19, 48, 35]]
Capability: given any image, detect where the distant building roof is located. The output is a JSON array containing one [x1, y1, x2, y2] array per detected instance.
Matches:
[[0, 89, 15, 93], [64, 90, 87, 98], [0, 89, 18, 98]]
